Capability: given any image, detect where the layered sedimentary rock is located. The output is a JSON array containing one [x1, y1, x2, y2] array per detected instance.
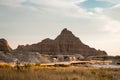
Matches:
[[12, 52, 50, 63], [0, 38, 12, 52], [0, 51, 14, 62], [16, 28, 107, 57]]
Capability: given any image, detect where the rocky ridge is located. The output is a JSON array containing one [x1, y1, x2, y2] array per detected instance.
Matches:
[[0, 39, 14, 62], [16, 28, 107, 57]]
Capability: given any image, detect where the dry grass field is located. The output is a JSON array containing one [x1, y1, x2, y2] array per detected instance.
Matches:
[[0, 64, 120, 80]]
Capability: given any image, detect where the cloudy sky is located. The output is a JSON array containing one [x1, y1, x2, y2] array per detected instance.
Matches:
[[0, 0, 120, 56]]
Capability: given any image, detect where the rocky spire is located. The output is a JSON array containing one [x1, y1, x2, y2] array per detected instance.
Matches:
[[61, 28, 72, 34], [55, 28, 81, 42]]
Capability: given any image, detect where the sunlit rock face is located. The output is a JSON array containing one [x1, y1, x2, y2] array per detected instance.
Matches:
[[12, 52, 50, 63], [0, 38, 13, 62], [16, 28, 107, 57], [0, 38, 12, 52]]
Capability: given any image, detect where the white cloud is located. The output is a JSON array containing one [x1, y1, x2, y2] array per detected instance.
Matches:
[[103, 19, 120, 33], [94, 7, 103, 13], [28, 0, 87, 17], [0, 0, 88, 17], [0, 0, 85, 9], [0, 0, 25, 7], [104, 5, 120, 21]]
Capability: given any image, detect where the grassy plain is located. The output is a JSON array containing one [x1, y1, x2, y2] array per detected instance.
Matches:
[[0, 64, 120, 80]]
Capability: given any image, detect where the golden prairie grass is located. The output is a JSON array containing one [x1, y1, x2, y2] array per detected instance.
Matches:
[[0, 63, 12, 68], [0, 65, 120, 80]]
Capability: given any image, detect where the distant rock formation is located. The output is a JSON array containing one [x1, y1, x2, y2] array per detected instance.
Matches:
[[16, 28, 107, 57], [0, 51, 14, 62], [0, 38, 12, 52], [12, 52, 50, 63]]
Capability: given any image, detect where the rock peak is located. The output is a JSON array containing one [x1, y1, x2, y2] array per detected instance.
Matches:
[[56, 28, 78, 40], [62, 28, 68, 32], [0, 38, 6, 41], [61, 28, 72, 35], [0, 38, 12, 52]]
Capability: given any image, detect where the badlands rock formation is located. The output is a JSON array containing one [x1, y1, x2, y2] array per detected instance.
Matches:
[[0, 38, 12, 52], [16, 28, 107, 57]]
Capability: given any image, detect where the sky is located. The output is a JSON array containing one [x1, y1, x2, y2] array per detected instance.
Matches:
[[0, 0, 120, 56]]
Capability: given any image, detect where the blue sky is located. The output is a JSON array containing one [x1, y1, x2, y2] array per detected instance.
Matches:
[[80, 0, 112, 8], [0, 0, 120, 56]]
